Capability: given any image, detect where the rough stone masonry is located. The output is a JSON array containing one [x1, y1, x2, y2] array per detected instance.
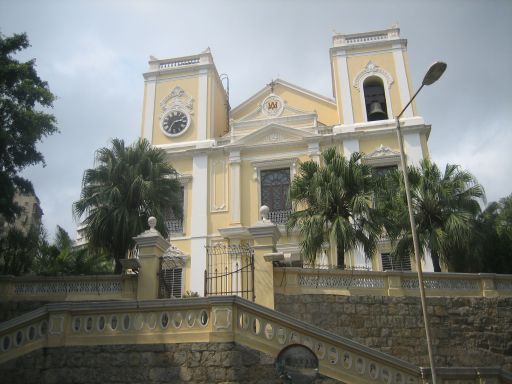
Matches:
[[275, 294, 512, 371]]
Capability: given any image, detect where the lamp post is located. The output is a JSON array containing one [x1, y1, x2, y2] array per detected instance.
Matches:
[[395, 61, 447, 384]]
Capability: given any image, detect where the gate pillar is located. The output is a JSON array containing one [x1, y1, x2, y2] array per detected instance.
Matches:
[[133, 217, 170, 300], [248, 206, 281, 309]]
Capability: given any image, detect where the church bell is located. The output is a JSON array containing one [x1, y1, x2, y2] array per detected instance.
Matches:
[[368, 102, 386, 119]]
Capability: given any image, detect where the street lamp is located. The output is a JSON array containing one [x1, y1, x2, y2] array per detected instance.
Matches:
[[395, 61, 447, 384]]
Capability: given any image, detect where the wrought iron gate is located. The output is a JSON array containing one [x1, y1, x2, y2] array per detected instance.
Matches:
[[204, 244, 254, 301]]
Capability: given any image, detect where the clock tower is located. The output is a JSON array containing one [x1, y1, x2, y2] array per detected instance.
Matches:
[[140, 49, 229, 295], [140, 48, 229, 145]]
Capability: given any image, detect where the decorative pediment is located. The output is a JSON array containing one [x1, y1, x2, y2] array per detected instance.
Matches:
[[367, 145, 400, 158], [235, 95, 316, 125], [161, 244, 187, 269], [231, 124, 314, 147], [364, 145, 401, 166]]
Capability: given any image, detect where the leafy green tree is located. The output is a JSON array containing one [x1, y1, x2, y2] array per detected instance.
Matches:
[[377, 159, 484, 272], [450, 195, 512, 274], [287, 149, 380, 268], [73, 138, 182, 273], [0, 32, 58, 222], [32, 226, 113, 275], [0, 225, 42, 275]]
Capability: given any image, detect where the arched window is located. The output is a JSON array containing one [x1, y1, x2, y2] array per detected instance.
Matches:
[[363, 76, 388, 121]]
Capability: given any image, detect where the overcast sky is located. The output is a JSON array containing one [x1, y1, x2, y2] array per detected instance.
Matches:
[[1, 0, 511, 241]]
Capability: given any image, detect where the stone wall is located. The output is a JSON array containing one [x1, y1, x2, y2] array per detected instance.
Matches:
[[0, 342, 339, 384], [275, 294, 512, 371]]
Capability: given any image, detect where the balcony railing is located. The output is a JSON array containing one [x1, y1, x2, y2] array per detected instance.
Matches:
[[274, 268, 512, 298], [165, 218, 183, 235], [268, 209, 292, 225]]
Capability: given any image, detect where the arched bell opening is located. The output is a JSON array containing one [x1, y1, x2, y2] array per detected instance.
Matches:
[[363, 76, 388, 121]]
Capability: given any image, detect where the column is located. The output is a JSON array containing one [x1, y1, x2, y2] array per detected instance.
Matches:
[[334, 50, 354, 125], [190, 152, 208, 295], [133, 217, 169, 300], [247, 206, 281, 309], [342, 138, 360, 158]]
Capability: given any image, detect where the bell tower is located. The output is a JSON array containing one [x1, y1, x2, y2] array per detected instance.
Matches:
[[330, 25, 415, 126], [140, 49, 228, 146]]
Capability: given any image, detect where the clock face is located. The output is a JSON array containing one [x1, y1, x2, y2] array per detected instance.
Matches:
[[162, 110, 189, 136]]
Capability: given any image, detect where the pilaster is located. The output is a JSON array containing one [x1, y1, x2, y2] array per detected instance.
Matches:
[[247, 206, 281, 309], [229, 150, 241, 224]]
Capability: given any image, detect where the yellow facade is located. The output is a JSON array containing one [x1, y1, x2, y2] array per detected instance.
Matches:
[[140, 26, 435, 296]]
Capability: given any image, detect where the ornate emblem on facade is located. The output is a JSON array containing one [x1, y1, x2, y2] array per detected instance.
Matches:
[[159, 86, 194, 117], [261, 94, 284, 117], [353, 61, 394, 91]]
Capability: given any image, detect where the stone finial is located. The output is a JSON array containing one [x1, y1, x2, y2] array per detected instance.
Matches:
[[135, 216, 160, 238], [260, 205, 270, 223]]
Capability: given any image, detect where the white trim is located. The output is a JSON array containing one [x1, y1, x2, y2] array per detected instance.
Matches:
[[342, 138, 360, 158], [334, 52, 354, 125], [242, 149, 308, 163], [190, 153, 208, 295], [197, 70, 208, 140], [229, 151, 241, 224], [308, 142, 321, 163], [142, 79, 156, 143], [364, 145, 401, 167], [392, 44, 413, 118], [251, 158, 298, 181], [403, 132, 423, 166]]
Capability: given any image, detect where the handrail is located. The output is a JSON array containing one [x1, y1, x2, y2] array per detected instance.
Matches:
[[274, 268, 512, 298], [0, 274, 138, 301], [0, 296, 418, 384], [1, 296, 510, 383]]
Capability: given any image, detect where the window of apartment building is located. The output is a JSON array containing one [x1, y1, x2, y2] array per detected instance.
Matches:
[[381, 252, 411, 271], [364, 76, 388, 121], [260, 168, 291, 225]]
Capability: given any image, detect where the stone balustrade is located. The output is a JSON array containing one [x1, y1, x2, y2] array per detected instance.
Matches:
[[274, 268, 512, 298], [1, 296, 510, 383], [0, 296, 421, 384], [0, 275, 138, 301]]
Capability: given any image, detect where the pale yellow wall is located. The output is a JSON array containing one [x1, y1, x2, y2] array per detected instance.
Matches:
[[359, 135, 399, 155], [211, 77, 228, 139], [169, 157, 193, 175], [208, 154, 231, 233], [347, 52, 401, 123], [232, 84, 338, 126], [420, 133, 430, 159], [402, 51, 417, 116], [152, 76, 199, 145], [275, 87, 338, 126], [331, 57, 343, 124], [140, 82, 148, 139]]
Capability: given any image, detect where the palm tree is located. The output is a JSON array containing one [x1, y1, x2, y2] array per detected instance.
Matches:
[[73, 138, 182, 273], [376, 159, 484, 272], [287, 148, 380, 268]]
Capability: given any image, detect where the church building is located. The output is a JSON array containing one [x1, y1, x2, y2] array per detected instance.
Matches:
[[140, 25, 433, 296]]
